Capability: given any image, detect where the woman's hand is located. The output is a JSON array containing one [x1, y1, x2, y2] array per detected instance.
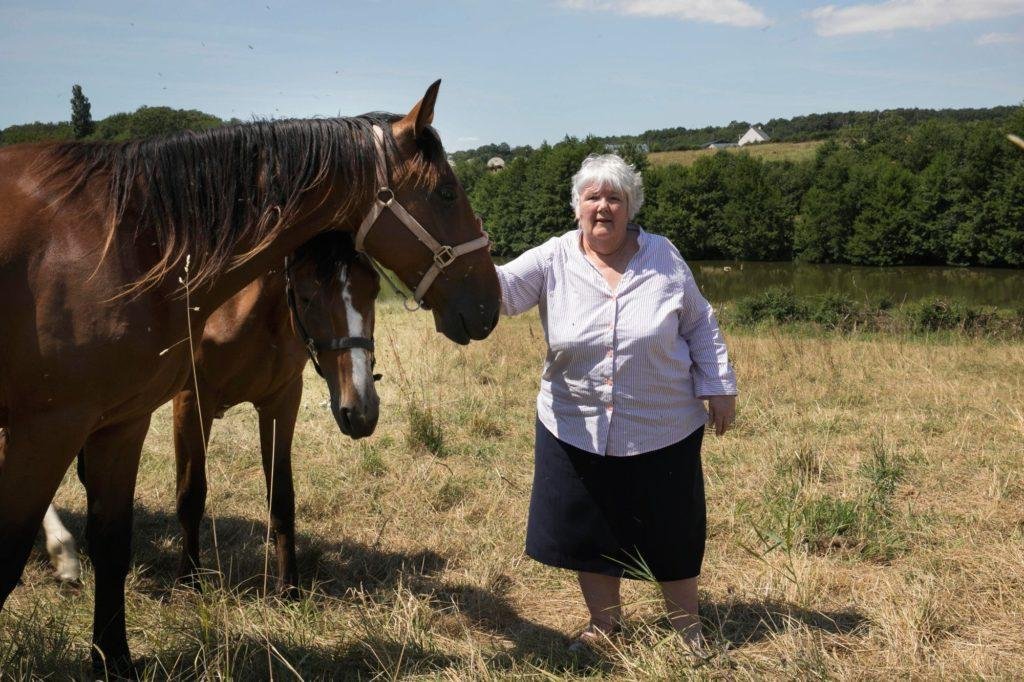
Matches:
[[706, 395, 736, 436]]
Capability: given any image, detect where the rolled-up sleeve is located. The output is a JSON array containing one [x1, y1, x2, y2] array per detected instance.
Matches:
[[677, 264, 737, 398], [495, 240, 554, 317]]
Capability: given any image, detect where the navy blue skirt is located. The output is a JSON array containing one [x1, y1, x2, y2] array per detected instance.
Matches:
[[526, 418, 706, 582]]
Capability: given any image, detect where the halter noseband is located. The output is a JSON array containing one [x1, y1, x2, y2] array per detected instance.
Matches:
[[283, 257, 379, 382], [354, 124, 490, 309]]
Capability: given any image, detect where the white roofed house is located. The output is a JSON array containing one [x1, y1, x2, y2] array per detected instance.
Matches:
[[738, 125, 770, 146]]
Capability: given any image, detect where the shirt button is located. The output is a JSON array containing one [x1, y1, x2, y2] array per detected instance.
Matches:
[[606, 350, 613, 358], [604, 378, 612, 385]]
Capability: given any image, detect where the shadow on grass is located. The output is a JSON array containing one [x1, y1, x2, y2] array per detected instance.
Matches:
[[30, 505, 597, 677], [27, 506, 859, 676], [703, 597, 867, 646]]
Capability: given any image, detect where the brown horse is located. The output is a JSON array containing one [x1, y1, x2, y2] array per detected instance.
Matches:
[[174, 231, 381, 595], [0, 81, 499, 675], [40, 229, 380, 589], [41, 231, 381, 594]]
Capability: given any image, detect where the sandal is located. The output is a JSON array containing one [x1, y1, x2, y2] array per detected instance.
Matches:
[[568, 622, 621, 655]]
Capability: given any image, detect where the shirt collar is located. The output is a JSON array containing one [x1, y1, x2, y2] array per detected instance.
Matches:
[[572, 223, 648, 258]]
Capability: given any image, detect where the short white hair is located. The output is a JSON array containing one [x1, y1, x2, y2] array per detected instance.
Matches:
[[570, 154, 645, 220]]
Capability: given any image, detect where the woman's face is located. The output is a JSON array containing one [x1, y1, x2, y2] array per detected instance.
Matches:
[[577, 182, 629, 253]]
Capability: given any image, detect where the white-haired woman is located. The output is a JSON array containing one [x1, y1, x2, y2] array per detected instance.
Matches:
[[496, 154, 737, 649]]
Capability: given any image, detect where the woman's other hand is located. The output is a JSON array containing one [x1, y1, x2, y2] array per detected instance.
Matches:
[[706, 395, 736, 436]]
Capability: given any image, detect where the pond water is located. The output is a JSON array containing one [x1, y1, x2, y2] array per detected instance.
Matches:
[[378, 259, 1024, 309], [689, 261, 1024, 308]]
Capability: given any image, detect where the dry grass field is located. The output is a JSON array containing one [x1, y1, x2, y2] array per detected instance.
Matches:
[[3, 299, 1023, 679], [648, 141, 825, 168]]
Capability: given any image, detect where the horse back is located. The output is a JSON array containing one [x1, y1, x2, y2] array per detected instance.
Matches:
[[190, 271, 307, 412]]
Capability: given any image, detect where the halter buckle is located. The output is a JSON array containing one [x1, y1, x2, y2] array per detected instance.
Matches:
[[433, 245, 456, 269], [306, 338, 318, 359], [376, 188, 395, 206]]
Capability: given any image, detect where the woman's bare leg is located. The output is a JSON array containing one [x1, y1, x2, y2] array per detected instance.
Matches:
[[659, 576, 701, 643], [576, 571, 622, 631]]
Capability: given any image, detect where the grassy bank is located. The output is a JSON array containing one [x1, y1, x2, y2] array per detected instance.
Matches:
[[648, 141, 824, 167], [723, 288, 1024, 340], [3, 301, 1023, 679]]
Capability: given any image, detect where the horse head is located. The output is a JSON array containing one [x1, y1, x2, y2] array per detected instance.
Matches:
[[287, 233, 380, 439], [352, 81, 501, 345]]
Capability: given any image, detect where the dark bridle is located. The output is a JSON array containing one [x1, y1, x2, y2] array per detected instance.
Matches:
[[282, 256, 380, 382]]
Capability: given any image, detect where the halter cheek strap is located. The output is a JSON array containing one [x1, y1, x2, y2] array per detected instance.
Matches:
[[355, 125, 490, 308], [283, 257, 378, 381]]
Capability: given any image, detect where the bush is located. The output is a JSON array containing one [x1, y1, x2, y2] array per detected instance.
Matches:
[[810, 292, 860, 329], [901, 298, 977, 332], [728, 291, 1020, 339], [734, 287, 807, 324]]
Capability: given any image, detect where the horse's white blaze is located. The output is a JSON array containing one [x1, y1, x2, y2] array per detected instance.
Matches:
[[341, 272, 372, 404], [42, 503, 81, 583]]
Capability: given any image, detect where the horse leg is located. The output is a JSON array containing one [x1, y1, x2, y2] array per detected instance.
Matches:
[[42, 504, 82, 584], [79, 415, 151, 678], [256, 376, 302, 597], [172, 389, 214, 589], [0, 413, 90, 611]]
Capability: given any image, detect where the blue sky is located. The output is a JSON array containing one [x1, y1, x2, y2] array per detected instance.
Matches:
[[2, 0, 1022, 150]]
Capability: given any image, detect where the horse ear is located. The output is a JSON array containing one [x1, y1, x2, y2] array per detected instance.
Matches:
[[400, 79, 441, 139]]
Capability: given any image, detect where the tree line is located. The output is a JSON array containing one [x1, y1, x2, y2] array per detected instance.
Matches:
[[457, 110, 1024, 268], [1, 85, 232, 146], [451, 105, 1020, 164], [634, 105, 1020, 151], [5, 87, 1019, 267]]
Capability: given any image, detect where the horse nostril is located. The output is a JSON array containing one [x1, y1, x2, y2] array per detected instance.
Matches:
[[338, 407, 353, 433]]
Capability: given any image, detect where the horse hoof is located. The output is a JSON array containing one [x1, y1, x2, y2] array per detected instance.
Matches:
[[175, 571, 204, 593], [53, 572, 82, 590], [274, 582, 301, 601]]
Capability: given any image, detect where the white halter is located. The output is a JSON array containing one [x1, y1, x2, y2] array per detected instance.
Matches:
[[355, 125, 490, 307]]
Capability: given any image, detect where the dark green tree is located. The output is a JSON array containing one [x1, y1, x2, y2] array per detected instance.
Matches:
[[127, 106, 222, 139], [93, 112, 133, 140], [844, 157, 918, 265], [795, 143, 860, 263], [70, 84, 94, 138]]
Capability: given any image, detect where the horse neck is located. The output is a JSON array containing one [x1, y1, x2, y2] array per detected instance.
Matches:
[[191, 189, 359, 314]]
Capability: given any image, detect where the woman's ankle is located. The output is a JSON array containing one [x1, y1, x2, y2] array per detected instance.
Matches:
[[587, 616, 619, 633], [672, 618, 703, 645]]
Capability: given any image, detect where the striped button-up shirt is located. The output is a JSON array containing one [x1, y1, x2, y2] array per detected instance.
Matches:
[[496, 226, 737, 457]]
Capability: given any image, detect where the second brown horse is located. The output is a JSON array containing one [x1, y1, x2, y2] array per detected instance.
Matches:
[[46, 232, 381, 595], [173, 231, 381, 595]]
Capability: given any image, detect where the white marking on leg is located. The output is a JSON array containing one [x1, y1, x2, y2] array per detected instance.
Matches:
[[42, 503, 82, 583]]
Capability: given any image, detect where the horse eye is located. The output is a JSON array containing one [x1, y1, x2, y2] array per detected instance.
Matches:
[[438, 185, 456, 203]]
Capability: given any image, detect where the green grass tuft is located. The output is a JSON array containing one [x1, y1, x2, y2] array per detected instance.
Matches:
[[406, 404, 446, 457]]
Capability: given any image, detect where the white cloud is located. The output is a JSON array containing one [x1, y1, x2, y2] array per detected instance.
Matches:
[[810, 0, 1024, 37], [560, 0, 770, 28], [976, 30, 1023, 44]]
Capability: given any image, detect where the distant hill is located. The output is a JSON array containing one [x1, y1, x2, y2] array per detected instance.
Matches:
[[648, 140, 824, 168], [451, 104, 1020, 164]]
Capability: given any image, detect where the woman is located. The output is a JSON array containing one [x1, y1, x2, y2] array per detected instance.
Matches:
[[496, 154, 737, 649]]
